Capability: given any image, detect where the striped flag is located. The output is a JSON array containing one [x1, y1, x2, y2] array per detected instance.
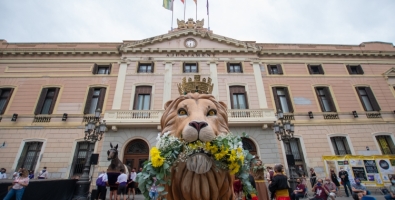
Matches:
[[180, 0, 184, 3], [163, 0, 173, 11], [193, 0, 197, 4]]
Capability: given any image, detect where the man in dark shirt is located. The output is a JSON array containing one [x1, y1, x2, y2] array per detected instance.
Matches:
[[311, 179, 329, 200], [338, 167, 352, 197], [291, 178, 305, 200]]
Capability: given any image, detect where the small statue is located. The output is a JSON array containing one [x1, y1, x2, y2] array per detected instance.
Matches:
[[196, 19, 204, 29], [177, 19, 186, 29]]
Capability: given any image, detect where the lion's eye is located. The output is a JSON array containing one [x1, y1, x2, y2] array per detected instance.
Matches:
[[207, 110, 217, 116], [178, 109, 188, 116]]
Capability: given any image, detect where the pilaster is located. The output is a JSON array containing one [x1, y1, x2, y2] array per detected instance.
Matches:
[[112, 62, 128, 109], [252, 62, 268, 108], [209, 61, 219, 99], [162, 62, 173, 108]]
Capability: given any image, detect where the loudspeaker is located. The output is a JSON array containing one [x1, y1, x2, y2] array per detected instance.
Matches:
[[90, 154, 99, 165], [286, 154, 295, 166]]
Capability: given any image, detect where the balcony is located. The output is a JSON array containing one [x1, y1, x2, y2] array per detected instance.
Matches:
[[103, 109, 276, 127]]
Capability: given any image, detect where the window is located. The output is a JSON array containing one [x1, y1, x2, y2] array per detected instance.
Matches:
[[284, 139, 304, 160], [242, 138, 257, 156], [133, 86, 152, 110], [84, 87, 106, 114], [346, 65, 364, 75], [267, 64, 283, 75], [272, 87, 293, 113], [308, 64, 324, 74], [92, 63, 112, 75], [330, 137, 352, 155], [227, 63, 243, 73], [70, 141, 94, 178], [315, 87, 336, 112], [229, 86, 248, 109], [0, 88, 14, 114], [356, 87, 380, 111], [35, 88, 60, 115], [138, 63, 154, 73], [376, 135, 395, 155], [16, 142, 43, 171], [183, 63, 198, 73]]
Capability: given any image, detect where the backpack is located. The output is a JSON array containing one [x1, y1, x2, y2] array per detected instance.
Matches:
[[96, 176, 105, 187]]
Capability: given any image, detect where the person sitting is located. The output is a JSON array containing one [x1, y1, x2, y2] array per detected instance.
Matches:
[[324, 177, 337, 200], [291, 178, 305, 200], [310, 179, 329, 200], [351, 178, 367, 200], [385, 176, 395, 200]]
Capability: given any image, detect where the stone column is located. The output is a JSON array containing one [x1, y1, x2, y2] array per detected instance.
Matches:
[[252, 61, 268, 108], [112, 62, 128, 109], [162, 62, 173, 108], [209, 61, 219, 100]]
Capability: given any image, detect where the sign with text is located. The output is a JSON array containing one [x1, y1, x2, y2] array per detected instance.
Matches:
[[364, 160, 379, 173], [352, 167, 367, 181]]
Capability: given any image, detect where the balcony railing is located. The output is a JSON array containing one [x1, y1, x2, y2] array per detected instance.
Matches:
[[104, 109, 276, 126]]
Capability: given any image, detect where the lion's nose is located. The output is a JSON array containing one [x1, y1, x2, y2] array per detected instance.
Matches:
[[189, 121, 208, 132]]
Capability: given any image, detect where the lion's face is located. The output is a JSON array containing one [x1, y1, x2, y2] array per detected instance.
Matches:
[[161, 93, 229, 143]]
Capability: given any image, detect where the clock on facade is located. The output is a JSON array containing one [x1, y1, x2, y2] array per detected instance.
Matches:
[[185, 38, 197, 48]]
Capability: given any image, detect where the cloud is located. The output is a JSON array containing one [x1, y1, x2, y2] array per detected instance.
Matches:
[[0, 0, 394, 44]]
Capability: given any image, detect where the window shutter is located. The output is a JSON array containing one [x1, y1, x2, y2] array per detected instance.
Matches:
[[314, 87, 325, 111], [35, 88, 48, 115], [151, 62, 155, 73], [323, 87, 336, 112], [229, 87, 236, 109], [48, 88, 60, 114], [97, 88, 106, 112], [244, 90, 249, 109], [355, 87, 367, 111], [307, 64, 313, 74], [227, 62, 230, 73], [357, 65, 364, 74], [267, 65, 272, 74], [182, 62, 186, 73], [346, 65, 352, 74], [284, 87, 294, 113], [276, 64, 283, 74], [84, 88, 94, 114], [0, 88, 14, 114], [365, 87, 380, 111], [240, 62, 243, 73], [108, 63, 112, 74], [92, 63, 98, 74], [272, 87, 281, 112], [318, 65, 325, 74]]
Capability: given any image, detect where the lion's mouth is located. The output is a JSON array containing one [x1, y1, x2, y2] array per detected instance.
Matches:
[[186, 153, 213, 174]]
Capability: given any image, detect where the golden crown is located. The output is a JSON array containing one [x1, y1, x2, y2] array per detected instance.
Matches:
[[177, 75, 213, 95]]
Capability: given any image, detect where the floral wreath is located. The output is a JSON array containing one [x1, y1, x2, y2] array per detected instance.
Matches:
[[136, 132, 257, 199]]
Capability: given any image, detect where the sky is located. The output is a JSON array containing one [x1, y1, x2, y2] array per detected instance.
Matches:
[[0, 0, 394, 45]]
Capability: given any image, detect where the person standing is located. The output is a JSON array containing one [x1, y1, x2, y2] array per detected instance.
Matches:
[[12, 168, 23, 179], [149, 177, 159, 200], [233, 177, 243, 200], [116, 169, 128, 200], [37, 166, 48, 179], [128, 168, 137, 200], [96, 171, 108, 200], [252, 159, 270, 200], [3, 168, 30, 200], [28, 170, 34, 179], [266, 166, 274, 183], [338, 167, 352, 197], [385, 176, 395, 200], [246, 173, 257, 200], [0, 168, 7, 179], [290, 178, 305, 200], [309, 168, 317, 188], [269, 164, 290, 200]]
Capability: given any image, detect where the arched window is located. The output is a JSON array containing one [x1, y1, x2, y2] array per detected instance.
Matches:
[[126, 139, 149, 154], [242, 138, 256, 155]]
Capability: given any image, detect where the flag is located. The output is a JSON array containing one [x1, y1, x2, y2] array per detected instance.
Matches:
[[193, 0, 197, 4], [206, 0, 209, 15], [181, 0, 184, 3], [163, 0, 173, 10]]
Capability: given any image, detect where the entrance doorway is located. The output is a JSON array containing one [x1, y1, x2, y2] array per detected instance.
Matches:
[[242, 137, 257, 156], [123, 139, 149, 171]]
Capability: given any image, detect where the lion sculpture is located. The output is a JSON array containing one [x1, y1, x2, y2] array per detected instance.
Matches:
[[160, 93, 234, 200]]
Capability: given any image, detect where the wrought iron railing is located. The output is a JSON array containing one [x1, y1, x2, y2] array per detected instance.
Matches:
[[334, 149, 352, 155]]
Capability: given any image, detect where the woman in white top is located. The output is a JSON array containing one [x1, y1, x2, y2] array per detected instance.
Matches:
[[4, 168, 30, 200]]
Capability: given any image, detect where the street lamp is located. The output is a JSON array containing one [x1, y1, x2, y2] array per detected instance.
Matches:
[[73, 108, 106, 200], [273, 109, 294, 142]]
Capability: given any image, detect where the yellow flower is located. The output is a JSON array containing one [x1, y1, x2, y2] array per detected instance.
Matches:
[[210, 145, 218, 154], [150, 147, 160, 157], [237, 147, 242, 153], [151, 156, 165, 167]]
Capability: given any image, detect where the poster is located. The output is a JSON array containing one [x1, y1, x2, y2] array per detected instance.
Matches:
[[364, 160, 379, 173], [390, 160, 395, 166], [352, 167, 367, 181], [368, 175, 375, 181]]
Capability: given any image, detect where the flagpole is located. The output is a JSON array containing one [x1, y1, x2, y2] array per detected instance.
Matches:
[[207, 0, 210, 30], [195, 1, 197, 21], [171, 0, 174, 30], [184, 0, 186, 21]]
